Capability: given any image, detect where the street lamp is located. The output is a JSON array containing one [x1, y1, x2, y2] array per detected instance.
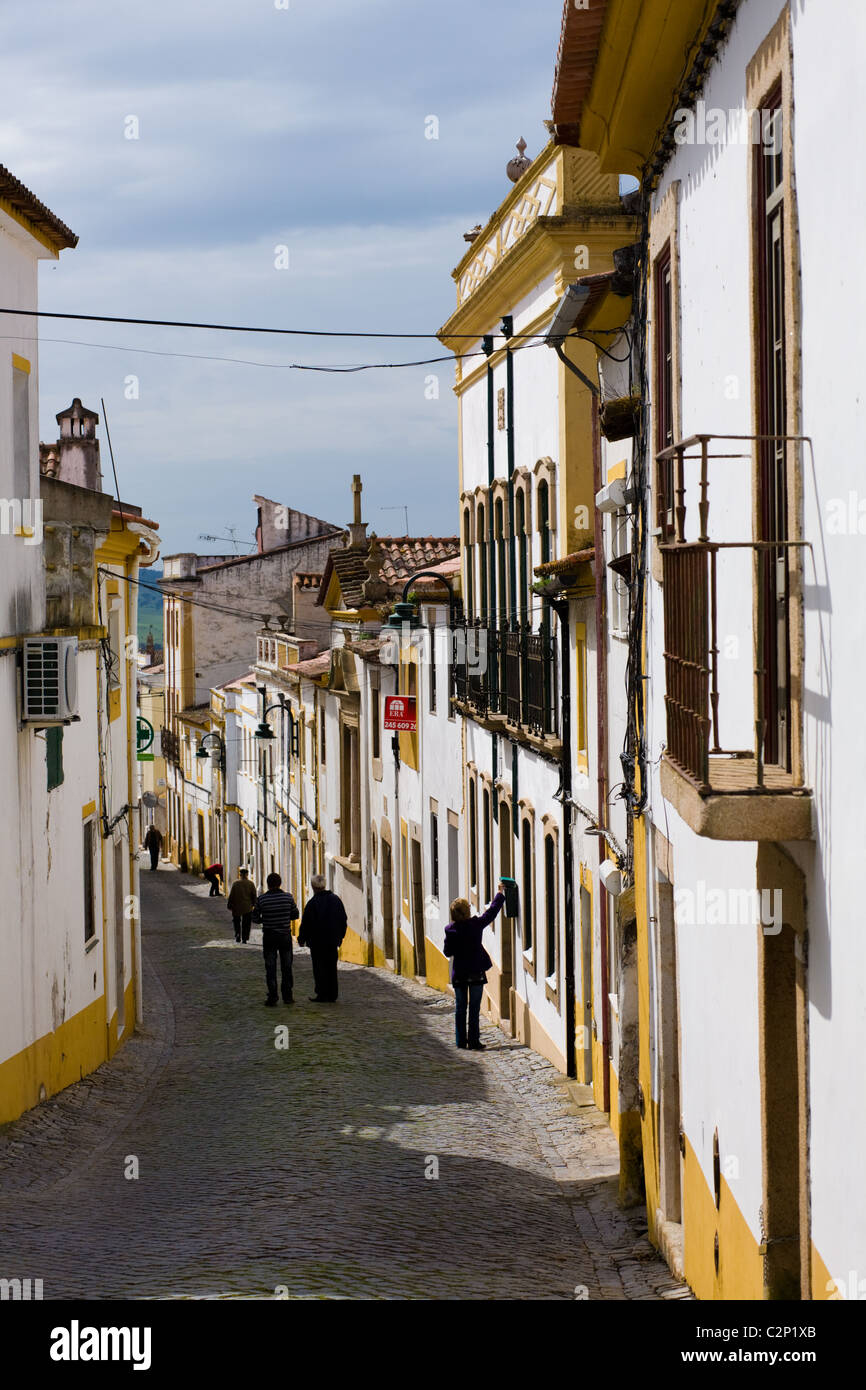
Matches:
[[196, 731, 226, 772], [254, 687, 299, 758]]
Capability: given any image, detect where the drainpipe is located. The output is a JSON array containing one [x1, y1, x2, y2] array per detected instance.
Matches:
[[591, 392, 612, 1115], [548, 335, 606, 1095], [484, 332, 498, 822], [549, 593, 576, 1080], [503, 316, 519, 851]]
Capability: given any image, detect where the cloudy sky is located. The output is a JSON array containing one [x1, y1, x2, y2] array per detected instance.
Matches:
[[1, 0, 568, 556]]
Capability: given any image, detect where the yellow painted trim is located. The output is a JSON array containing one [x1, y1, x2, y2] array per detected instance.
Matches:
[[607, 459, 627, 482], [681, 1132, 764, 1300], [81, 799, 96, 819], [339, 924, 371, 967], [0, 194, 65, 255], [424, 938, 450, 993], [108, 686, 121, 722], [11, 352, 30, 374], [0, 994, 108, 1125]]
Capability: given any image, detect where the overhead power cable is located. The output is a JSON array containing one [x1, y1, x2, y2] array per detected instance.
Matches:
[[0, 305, 547, 342]]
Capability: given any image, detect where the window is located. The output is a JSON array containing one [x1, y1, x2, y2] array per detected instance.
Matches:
[[537, 481, 550, 566], [340, 720, 361, 860], [655, 246, 674, 528], [468, 775, 478, 890], [463, 506, 475, 619], [83, 819, 96, 943], [12, 359, 30, 499], [46, 726, 64, 792], [495, 497, 507, 623], [482, 785, 492, 903], [521, 819, 533, 952], [756, 87, 790, 770], [575, 622, 588, 773], [516, 490, 529, 623], [371, 685, 381, 760], [428, 625, 436, 713], [477, 502, 488, 619], [544, 833, 557, 980], [610, 508, 630, 635], [430, 812, 439, 899]]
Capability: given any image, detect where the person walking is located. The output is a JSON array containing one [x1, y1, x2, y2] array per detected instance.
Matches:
[[298, 875, 348, 1003], [143, 824, 162, 872], [252, 872, 299, 1006], [203, 861, 223, 896], [226, 867, 257, 943], [443, 885, 505, 1051]]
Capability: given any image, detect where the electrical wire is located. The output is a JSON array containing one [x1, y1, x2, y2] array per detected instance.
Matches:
[[0, 304, 550, 342]]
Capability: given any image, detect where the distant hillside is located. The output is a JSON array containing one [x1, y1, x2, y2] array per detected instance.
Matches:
[[137, 566, 163, 648]]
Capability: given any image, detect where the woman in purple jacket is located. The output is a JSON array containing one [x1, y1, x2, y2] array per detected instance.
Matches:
[[443, 886, 505, 1050]]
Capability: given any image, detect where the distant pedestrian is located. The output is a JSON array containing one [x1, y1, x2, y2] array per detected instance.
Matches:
[[443, 885, 505, 1051], [226, 867, 257, 943], [203, 862, 223, 896], [299, 875, 348, 1003], [143, 824, 162, 871], [252, 872, 299, 1006]]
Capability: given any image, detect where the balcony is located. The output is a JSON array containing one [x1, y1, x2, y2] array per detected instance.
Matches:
[[656, 434, 812, 841], [452, 621, 559, 747], [160, 727, 180, 766]]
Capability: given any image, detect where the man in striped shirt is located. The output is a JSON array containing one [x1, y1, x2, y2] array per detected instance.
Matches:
[[252, 873, 299, 1006]]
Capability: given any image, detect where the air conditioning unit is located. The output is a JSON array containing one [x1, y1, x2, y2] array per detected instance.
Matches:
[[22, 636, 79, 724]]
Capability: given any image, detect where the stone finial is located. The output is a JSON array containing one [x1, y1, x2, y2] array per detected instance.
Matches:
[[506, 138, 531, 183], [463, 223, 483, 243], [362, 531, 389, 604]]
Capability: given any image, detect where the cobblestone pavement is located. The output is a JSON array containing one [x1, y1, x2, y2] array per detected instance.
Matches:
[[0, 864, 689, 1300]]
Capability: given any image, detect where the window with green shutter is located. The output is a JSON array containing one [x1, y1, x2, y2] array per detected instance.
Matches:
[[46, 726, 64, 791]]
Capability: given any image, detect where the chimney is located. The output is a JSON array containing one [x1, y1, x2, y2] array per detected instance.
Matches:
[[346, 473, 368, 550], [55, 399, 102, 491]]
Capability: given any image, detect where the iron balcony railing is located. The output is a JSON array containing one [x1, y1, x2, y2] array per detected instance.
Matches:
[[657, 433, 809, 794], [160, 726, 180, 766], [452, 620, 557, 738]]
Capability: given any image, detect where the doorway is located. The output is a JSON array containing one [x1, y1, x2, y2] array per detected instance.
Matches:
[[578, 882, 593, 1084], [410, 835, 426, 978], [114, 840, 125, 1036], [381, 838, 395, 962], [656, 870, 681, 1228], [498, 800, 514, 1024], [447, 818, 459, 911]]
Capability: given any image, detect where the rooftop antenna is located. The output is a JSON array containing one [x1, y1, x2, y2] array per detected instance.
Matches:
[[379, 504, 409, 536], [197, 525, 255, 555]]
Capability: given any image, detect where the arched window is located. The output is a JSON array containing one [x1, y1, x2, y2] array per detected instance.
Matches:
[[494, 496, 507, 624], [544, 832, 558, 980], [516, 490, 528, 623], [521, 817, 533, 951], [538, 480, 550, 566], [462, 505, 474, 619], [477, 502, 488, 620]]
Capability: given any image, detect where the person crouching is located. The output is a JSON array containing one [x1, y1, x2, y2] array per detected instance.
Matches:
[[443, 885, 505, 1051]]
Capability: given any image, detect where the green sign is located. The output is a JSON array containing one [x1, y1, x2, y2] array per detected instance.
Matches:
[[136, 752, 154, 763], [136, 716, 154, 754]]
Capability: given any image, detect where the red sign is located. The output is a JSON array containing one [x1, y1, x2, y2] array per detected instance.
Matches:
[[384, 695, 417, 731]]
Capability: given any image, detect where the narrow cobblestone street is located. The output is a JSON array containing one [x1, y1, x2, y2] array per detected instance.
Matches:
[[0, 866, 687, 1300]]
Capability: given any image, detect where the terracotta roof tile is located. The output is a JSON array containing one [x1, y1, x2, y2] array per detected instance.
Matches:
[[318, 535, 460, 610], [0, 163, 78, 251]]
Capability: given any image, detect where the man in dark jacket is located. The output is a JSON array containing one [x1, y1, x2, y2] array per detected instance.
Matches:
[[143, 824, 162, 871], [252, 872, 299, 1006], [298, 875, 348, 1003], [443, 886, 505, 1050], [226, 867, 257, 943]]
